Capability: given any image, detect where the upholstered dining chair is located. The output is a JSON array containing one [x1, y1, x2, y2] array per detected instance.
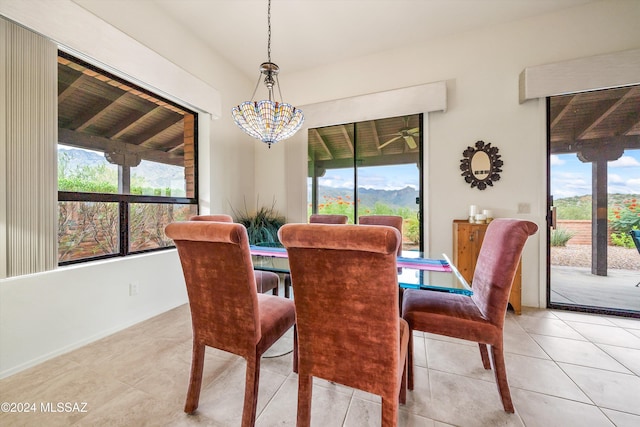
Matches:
[[401, 218, 537, 413], [190, 214, 280, 296], [165, 221, 297, 426], [308, 213, 348, 224], [279, 223, 409, 427], [358, 215, 403, 256]]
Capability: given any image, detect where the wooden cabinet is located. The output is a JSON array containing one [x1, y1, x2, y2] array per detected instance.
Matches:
[[452, 220, 522, 314]]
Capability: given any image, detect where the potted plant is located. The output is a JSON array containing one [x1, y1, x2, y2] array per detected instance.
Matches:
[[232, 197, 286, 245]]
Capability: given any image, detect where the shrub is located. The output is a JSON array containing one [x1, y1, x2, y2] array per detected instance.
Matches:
[[609, 198, 640, 234], [233, 198, 285, 245], [550, 228, 575, 247], [610, 225, 638, 249]]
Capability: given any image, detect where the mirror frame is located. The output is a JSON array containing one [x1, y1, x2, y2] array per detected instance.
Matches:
[[459, 140, 503, 190]]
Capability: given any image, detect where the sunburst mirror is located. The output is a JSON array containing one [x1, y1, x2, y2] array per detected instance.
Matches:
[[460, 140, 502, 190]]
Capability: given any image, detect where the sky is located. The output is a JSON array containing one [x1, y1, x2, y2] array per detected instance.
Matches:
[[310, 149, 640, 200], [550, 149, 640, 199], [316, 164, 419, 191]]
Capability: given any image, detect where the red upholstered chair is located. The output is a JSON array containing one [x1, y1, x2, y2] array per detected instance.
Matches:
[[358, 215, 403, 256], [190, 214, 280, 296], [279, 223, 409, 427], [308, 213, 348, 224], [402, 219, 538, 413], [165, 221, 297, 426]]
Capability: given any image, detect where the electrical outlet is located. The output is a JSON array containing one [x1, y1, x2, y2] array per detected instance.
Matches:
[[517, 203, 531, 214], [129, 282, 139, 296]]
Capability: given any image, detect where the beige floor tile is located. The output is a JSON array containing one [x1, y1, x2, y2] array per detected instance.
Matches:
[[597, 344, 640, 376], [512, 388, 614, 427], [530, 334, 632, 373], [565, 321, 640, 349], [513, 316, 587, 340], [503, 329, 550, 359], [2, 304, 639, 426], [425, 370, 524, 427], [412, 335, 427, 369], [560, 363, 640, 415], [606, 316, 640, 330], [505, 353, 591, 403], [600, 408, 640, 427], [192, 358, 288, 426], [424, 339, 494, 381], [552, 310, 618, 326]]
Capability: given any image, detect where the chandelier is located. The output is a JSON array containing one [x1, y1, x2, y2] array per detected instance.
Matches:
[[232, 0, 304, 148]]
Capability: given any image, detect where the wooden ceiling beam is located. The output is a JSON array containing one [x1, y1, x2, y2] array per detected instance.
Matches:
[[58, 128, 183, 166], [550, 135, 640, 154], [310, 128, 333, 160], [76, 93, 129, 132], [108, 107, 160, 140], [135, 117, 184, 146], [339, 125, 354, 155]]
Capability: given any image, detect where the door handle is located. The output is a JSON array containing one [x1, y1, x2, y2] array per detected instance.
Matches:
[[550, 206, 557, 230]]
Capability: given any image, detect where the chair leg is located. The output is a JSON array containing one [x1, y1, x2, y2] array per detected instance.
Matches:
[[489, 343, 514, 413], [407, 328, 414, 390], [293, 325, 299, 374], [479, 343, 491, 370], [381, 397, 398, 427], [184, 341, 206, 414], [284, 274, 292, 299], [297, 373, 313, 427], [399, 353, 408, 405], [241, 355, 260, 427]]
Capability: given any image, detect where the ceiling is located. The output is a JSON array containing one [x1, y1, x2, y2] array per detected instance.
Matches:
[[75, 0, 597, 81], [65, 0, 638, 168], [550, 86, 640, 158]]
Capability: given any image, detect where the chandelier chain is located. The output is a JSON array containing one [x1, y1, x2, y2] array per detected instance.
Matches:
[[267, 0, 271, 63]]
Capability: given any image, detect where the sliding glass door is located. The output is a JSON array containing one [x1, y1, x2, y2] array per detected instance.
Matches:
[[308, 114, 423, 251]]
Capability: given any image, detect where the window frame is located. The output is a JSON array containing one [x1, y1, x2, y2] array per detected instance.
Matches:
[[57, 52, 199, 266]]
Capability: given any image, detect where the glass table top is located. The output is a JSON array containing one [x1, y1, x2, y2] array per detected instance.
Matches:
[[250, 246, 472, 296]]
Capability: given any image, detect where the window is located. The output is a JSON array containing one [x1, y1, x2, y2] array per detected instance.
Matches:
[[308, 114, 423, 250], [57, 52, 198, 264]]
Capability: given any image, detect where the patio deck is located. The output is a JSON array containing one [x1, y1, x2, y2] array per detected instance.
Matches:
[[550, 266, 640, 313]]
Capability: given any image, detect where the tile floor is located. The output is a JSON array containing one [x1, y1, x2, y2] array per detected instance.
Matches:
[[1, 304, 639, 426]]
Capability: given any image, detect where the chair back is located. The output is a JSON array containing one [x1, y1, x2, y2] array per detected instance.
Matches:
[[630, 229, 640, 254], [308, 214, 348, 224], [359, 215, 403, 256], [189, 214, 233, 223], [278, 223, 401, 396], [471, 219, 538, 326], [165, 221, 261, 357]]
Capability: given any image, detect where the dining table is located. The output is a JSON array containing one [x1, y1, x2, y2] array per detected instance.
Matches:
[[250, 245, 473, 296]]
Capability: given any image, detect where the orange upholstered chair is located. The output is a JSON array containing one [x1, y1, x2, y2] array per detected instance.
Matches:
[[402, 219, 538, 413], [190, 214, 280, 296], [279, 223, 408, 427], [308, 213, 348, 224], [358, 215, 403, 256], [165, 221, 297, 426]]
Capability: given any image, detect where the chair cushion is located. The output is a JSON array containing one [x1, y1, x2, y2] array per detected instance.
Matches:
[[402, 289, 501, 345], [256, 293, 296, 354], [255, 270, 279, 294]]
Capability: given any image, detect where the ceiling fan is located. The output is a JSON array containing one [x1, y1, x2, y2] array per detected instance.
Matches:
[[379, 117, 419, 149]]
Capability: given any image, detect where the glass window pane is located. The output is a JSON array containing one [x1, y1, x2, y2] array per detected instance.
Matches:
[[58, 201, 119, 262], [129, 203, 197, 252], [308, 123, 355, 223], [57, 145, 119, 193]]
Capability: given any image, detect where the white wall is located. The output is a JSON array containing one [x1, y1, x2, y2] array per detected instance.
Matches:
[[272, 0, 640, 309], [0, 0, 257, 378]]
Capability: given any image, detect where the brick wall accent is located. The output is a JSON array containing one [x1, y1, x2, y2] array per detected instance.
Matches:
[[556, 220, 612, 245]]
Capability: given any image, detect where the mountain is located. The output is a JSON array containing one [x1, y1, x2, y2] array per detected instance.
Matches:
[[319, 185, 419, 210], [58, 147, 183, 188]]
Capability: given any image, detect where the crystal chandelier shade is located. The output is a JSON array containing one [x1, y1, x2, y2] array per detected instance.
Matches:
[[232, 0, 304, 147]]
